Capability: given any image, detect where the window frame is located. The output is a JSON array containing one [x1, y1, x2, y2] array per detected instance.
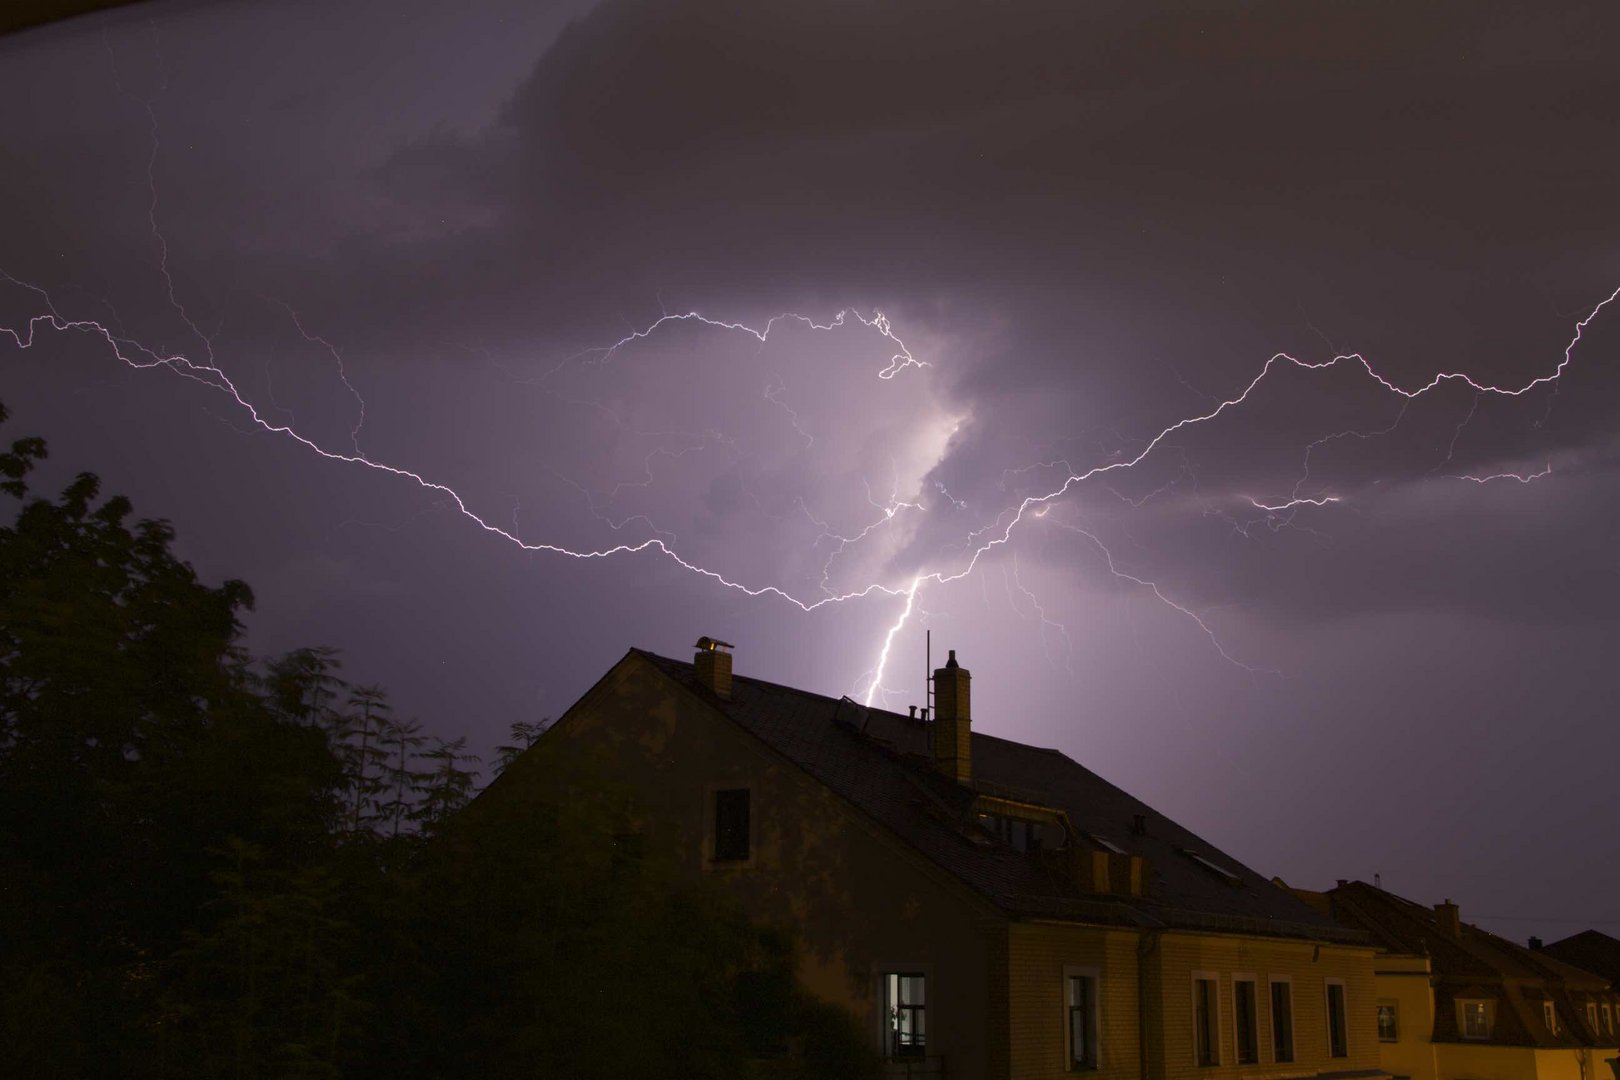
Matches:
[[1192, 971, 1221, 1067], [1065, 965, 1101, 1070], [704, 783, 755, 867], [881, 969, 929, 1062], [1377, 1000, 1400, 1043], [1233, 974, 1259, 1065], [1602, 1003, 1613, 1036], [1543, 1000, 1558, 1036], [1270, 976, 1296, 1064], [1325, 978, 1349, 1058], [1459, 998, 1492, 1040]]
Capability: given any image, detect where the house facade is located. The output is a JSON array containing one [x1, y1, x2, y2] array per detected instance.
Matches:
[[482, 639, 1386, 1078], [1291, 882, 1620, 1080]]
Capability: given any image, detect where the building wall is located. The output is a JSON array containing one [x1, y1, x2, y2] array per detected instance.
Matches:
[[1006, 921, 1143, 1080], [485, 653, 1006, 1076], [1375, 954, 1439, 1080], [1146, 933, 1382, 1080]]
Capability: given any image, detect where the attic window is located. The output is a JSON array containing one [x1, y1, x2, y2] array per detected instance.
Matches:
[[979, 813, 1046, 852], [1180, 848, 1241, 884], [1088, 833, 1126, 855], [1543, 1001, 1557, 1035]]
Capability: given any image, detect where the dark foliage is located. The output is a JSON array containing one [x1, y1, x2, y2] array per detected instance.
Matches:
[[0, 401, 878, 1078]]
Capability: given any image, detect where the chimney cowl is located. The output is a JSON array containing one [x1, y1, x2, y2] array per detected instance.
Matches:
[[693, 636, 734, 699]]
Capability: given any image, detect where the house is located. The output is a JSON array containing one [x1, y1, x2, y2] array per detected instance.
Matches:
[[1540, 931, 1620, 994], [1290, 881, 1620, 1080], [483, 638, 1387, 1078]]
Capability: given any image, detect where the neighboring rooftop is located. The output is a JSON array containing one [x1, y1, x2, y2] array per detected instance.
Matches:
[[633, 647, 1364, 944], [1305, 880, 1617, 1048], [1542, 930, 1620, 990]]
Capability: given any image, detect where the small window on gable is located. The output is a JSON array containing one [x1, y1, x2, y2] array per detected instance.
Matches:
[[1460, 1000, 1491, 1039], [1544, 1001, 1557, 1036], [713, 788, 750, 862]]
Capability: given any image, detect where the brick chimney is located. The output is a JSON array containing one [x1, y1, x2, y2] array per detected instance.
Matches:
[[693, 636, 734, 699], [1434, 899, 1461, 938], [932, 649, 972, 785]]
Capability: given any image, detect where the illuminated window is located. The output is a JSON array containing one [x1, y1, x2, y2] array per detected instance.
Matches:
[[1461, 1000, 1491, 1039], [1326, 980, 1348, 1058], [884, 972, 926, 1060], [713, 788, 750, 861], [979, 813, 1047, 851], [1194, 975, 1220, 1066], [1544, 1001, 1557, 1035], [1271, 979, 1295, 1063], [1234, 978, 1259, 1064], [1069, 972, 1099, 1069], [1378, 1002, 1399, 1042]]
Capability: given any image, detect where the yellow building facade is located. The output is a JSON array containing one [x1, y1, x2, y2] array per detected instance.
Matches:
[[1292, 883, 1620, 1080]]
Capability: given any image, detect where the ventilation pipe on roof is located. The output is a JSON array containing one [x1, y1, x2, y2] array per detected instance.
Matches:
[[932, 649, 972, 785], [694, 636, 734, 699]]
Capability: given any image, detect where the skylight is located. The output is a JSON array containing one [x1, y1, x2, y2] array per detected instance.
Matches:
[[1181, 849, 1241, 884], [1088, 833, 1126, 855]]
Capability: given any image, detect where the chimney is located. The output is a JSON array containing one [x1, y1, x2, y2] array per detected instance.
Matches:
[[693, 636, 734, 699], [1434, 899, 1461, 939], [932, 649, 972, 785], [1529, 936, 1543, 951]]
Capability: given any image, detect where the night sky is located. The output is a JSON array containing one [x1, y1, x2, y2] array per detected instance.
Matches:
[[4, 1, 1618, 941]]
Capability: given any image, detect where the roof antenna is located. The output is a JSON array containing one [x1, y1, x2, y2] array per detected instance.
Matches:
[[926, 628, 932, 717]]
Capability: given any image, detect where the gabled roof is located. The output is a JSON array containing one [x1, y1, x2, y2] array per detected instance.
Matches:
[[1315, 881, 1617, 1048], [1542, 931, 1620, 990], [632, 648, 1363, 944]]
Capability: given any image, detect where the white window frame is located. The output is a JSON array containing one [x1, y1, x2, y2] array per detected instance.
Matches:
[[1192, 971, 1221, 1067], [1459, 998, 1491, 1040], [1065, 965, 1101, 1070], [1377, 1000, 1400, 1043], [1269, 976, 1295, 1064], [1602, 1003, 1613, 1036], [1544, 1000, 1558, 1036], [1325, 978, 1349, 1058], [876, 964, 932, 1063], [1588, 1003, 1600, 1034], [1232, 974, 1259, 1065]]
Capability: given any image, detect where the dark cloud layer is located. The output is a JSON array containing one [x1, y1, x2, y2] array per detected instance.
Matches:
[[4, 0, 1618, 940]]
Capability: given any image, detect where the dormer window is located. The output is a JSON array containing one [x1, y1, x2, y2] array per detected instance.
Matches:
[[979, 813, 1046, 851], [1543, 1001, 1557, 1035], [1587, 1004, 1599, 1033], [1460, 1000, 1492, 1039]]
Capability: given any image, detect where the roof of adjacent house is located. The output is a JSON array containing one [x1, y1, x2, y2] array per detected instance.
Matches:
[[1310, 881, 1618, 1047], [632, 648, 1365, 944], [1542, 931, 1620, 990]]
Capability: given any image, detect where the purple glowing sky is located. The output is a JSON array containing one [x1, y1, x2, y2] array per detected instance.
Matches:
[[4, 0, 1618, 941]]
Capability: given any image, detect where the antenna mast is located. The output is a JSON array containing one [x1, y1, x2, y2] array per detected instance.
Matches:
[[926, 628, 932, 716]]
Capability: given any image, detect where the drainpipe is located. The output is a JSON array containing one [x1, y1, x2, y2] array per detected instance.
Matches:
[[1139, 931, 1161, 1080]]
